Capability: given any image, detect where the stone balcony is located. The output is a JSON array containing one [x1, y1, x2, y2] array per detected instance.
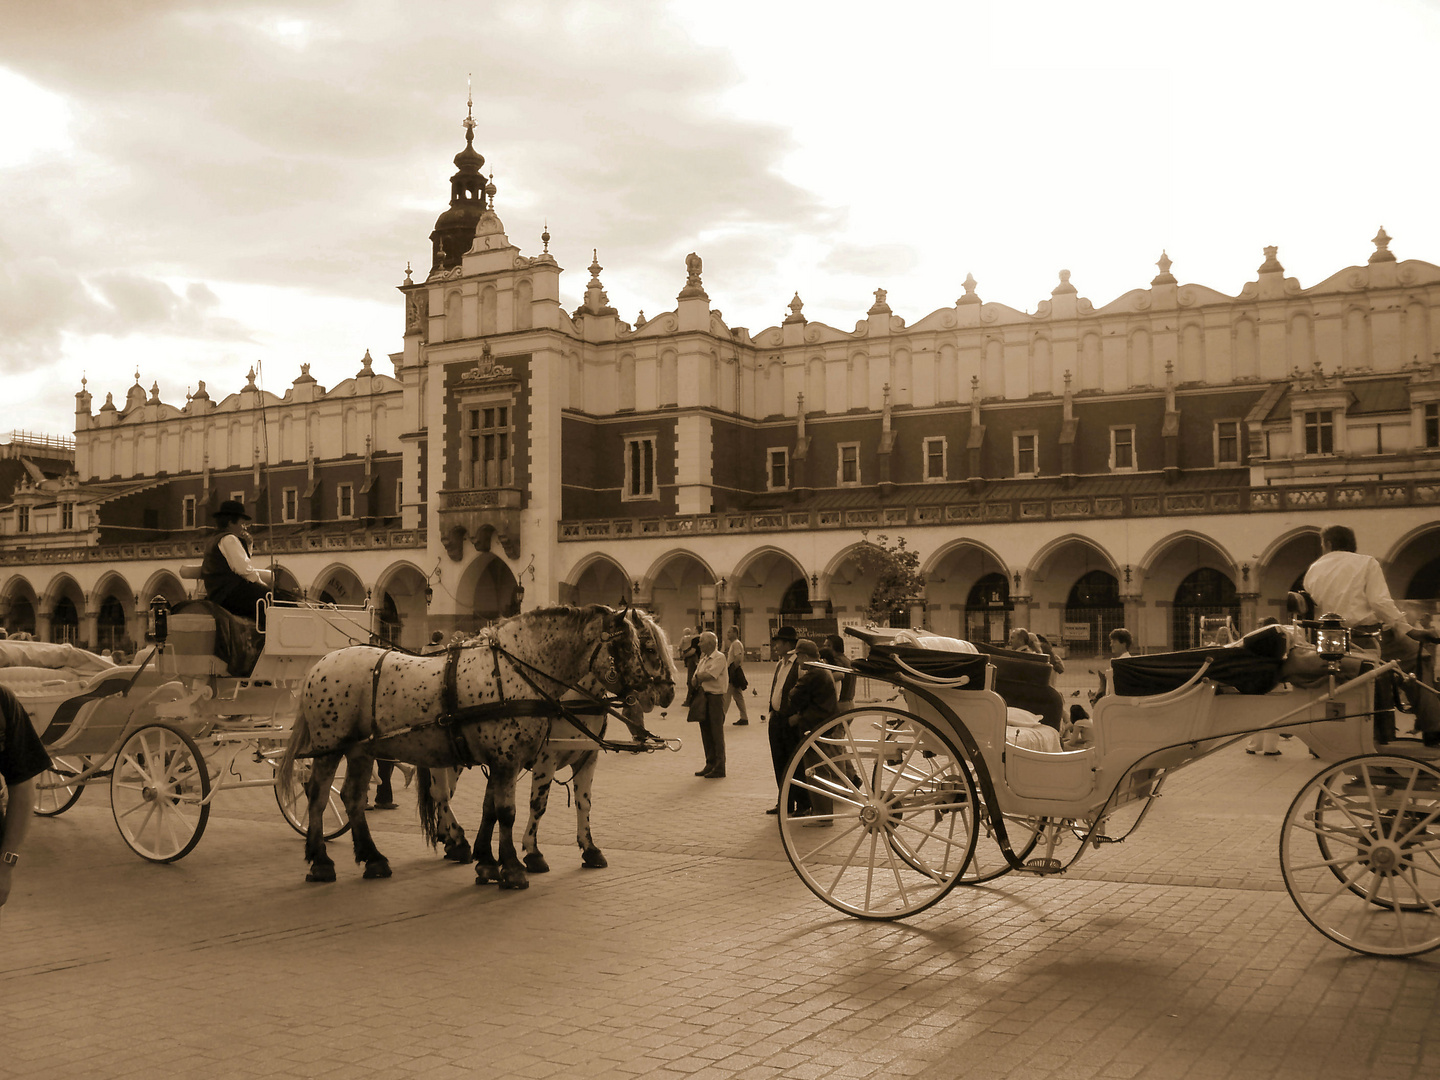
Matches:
[[437, 487, 523, 560]]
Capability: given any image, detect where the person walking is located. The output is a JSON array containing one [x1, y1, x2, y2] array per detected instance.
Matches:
[[724, 625, 750, 725], [687, 631, 728, 778], [765, 626, 801, 815]]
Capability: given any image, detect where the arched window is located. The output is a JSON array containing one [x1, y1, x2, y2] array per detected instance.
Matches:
[[1171, 568, 1239, 651], [378, 592, 402, 646], [965, 572, 1011, 646], [97, 596, 127, 652], [6, 595, 36, 636], [1065, 570, 1124, 658], [52, 596, 79, 645]]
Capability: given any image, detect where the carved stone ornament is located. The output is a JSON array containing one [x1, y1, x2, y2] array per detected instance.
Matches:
[[405, 289, 429, 333]]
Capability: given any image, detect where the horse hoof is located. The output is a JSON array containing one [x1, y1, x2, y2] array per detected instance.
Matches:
[[475, 864, 500, 885], [581, 849, 608, 869], [363, 860, 392, 880], [498, 875, 530, 891], [444, 840, 473, 864], [306, 866, 336, 883], [523, 853, 550, 874]]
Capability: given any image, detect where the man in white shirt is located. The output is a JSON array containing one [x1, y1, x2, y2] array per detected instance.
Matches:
[[1305, 525, 1439, 744], [690, 631, 729, 778], [201, 500, 290, 620], [765, 626, 802, 815]]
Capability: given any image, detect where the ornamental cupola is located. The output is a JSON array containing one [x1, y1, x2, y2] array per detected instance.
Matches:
[[429, 83, 488, 272]]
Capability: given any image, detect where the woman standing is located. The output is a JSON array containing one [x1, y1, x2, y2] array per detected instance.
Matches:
[[724, 625, 750, 725]]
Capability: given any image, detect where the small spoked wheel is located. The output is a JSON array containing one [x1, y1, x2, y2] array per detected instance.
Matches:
[[275, 756, 350, 840], [111, 724, 211, 863], [1281, 754, 1440, 957], [33, 754, 89, 817], [779, 708, 979, 919]]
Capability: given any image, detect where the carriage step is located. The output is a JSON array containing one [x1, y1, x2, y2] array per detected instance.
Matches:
[[1024, 858, 1065, 874]]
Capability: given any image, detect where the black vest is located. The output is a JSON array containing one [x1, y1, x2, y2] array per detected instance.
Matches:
[[201, 531, 249, 601]]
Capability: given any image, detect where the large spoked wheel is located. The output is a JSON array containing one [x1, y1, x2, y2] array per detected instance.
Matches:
[[779, 708, 979, 920], [32, 755, 89, 817], [275, 756, 350, 840], [111, 724, 211, 863], [1281, 754, 1440, 957]]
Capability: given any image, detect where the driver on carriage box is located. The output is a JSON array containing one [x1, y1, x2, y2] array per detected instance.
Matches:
[[0, 684, 53, 908], [202, 500, 299, 621]]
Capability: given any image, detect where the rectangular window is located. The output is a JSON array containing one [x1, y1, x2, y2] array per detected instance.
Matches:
[[624, 436, 656, 500], [1426, 403, 1439, 449], [17, 506, 28, 533], [838, 443, 861, 486], [1216, 420, 1240, 465], [923, 437, 946, 482], [1304, 410, 1334, 455], [182, 495, 196, 529], [282, 487, 298, 523], [465, 403, 512, 488], [767, 448, 789, 491], [337, 483, 353, 519], [1110, 427, 1135, 471], [60, 503, 74, 530], [1014, 432, 1038, 477]]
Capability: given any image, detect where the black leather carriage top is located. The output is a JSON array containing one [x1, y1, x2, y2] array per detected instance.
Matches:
[[1111, 626, 1289, 697], [853, 642, 1065, 729]]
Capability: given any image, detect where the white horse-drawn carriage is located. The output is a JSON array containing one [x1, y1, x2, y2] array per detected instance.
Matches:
[[17, 597, 367, 861], [778, 615, 1440, 957]]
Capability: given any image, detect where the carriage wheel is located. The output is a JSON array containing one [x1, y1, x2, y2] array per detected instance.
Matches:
[[779, 708, 978, 920], [32, 755, 89, 817], [1280, 754, 1440, 957], [961, 800, 1044, 885], [274, 757, 350, 840], [110, 724, 211, 863]]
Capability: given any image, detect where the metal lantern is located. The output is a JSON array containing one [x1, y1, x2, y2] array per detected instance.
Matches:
[[149, 594, 170, 645], [1314, 612, 1348, 662]]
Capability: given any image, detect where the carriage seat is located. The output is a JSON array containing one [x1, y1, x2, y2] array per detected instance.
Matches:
[[167, 600, 262, 678], [179, 562, 207, 598], [1111, 625, 1289, 697]]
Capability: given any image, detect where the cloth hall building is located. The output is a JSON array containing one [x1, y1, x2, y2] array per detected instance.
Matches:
[[2, 113, 1439, 658]]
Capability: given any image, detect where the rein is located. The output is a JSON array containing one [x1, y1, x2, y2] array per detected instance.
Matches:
[[363, 632, 678, 757]]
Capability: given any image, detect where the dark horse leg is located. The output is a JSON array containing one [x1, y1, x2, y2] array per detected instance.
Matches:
[[303, 751, 343, 882], [339, 748, 391, 880], [474, 766, 527, 890]]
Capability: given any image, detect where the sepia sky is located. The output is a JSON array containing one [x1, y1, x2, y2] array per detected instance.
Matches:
[[3, 0, 1439, 439]]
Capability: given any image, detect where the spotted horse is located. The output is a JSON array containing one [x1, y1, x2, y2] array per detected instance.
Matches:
[[416, 612, 677, 877], [277, 604, 673, 889]]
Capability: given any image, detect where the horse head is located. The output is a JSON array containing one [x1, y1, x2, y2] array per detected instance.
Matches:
[[587, 605, 676, 712]]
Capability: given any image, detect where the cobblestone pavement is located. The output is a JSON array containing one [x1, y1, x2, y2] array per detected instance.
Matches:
[[3, 666, 1438, 1080]]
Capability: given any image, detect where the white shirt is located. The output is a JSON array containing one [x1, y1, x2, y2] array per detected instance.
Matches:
[[218, 534, 274, 587], [770, 654, 796, 711], [694, 648, 728, 695], [1303, 549, 1411, 635]]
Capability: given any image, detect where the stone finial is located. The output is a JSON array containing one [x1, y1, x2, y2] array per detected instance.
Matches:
[[1258, 245, 1284, 274], [484, 172, 497, 210], [149, 380, 160, 403], [868, 288, 892, 315], [796, 391, 806, 440], [881, 383, 892, 432], [635, 309, 646, 328], [541, 221, 550, 254], [359, 349, 374, 375], [678, 251, 708, 301], [957, 273, 980, 305], [193, 380, 209, 400], [403, 261, 413, 286], [1052, 270, 1077, 296], [1165, 359, 1175, 385], [245, 366, 257, 391], [1152, 250, 1177, 286], [783, 292, 806, 324], [1369, 227, 1396, 264], [102, 391, 116, 411], [587, 250, 603, 288]]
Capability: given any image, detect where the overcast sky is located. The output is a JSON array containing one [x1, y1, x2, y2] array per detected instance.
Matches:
[[3, 0, 1439, 439]]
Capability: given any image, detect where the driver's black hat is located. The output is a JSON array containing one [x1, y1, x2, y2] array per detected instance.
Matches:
[[214, 499, 251, 522]]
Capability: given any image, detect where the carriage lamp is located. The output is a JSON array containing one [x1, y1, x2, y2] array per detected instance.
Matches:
[[149, 595, 170, 645], [1314, 613, 1349, 663]]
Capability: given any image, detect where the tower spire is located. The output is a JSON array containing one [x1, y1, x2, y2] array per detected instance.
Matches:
[[428, 79, 488, 272]]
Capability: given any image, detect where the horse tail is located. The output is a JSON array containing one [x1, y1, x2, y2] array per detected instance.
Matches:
[[415, 766, 441, 849], [277, 665, 323, 796]]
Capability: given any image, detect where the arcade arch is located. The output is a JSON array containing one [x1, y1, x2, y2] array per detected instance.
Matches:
[[375, 562, 429, 650], [730, 548, 804, 648], [924, 541, 1011, 640], [312, 564, 366, 606], [1144, 534, 1237, 650], [644, 550, 717, 646], [1029, 537, 1122, 649], [455, 553, 519, 634], [567, 554, 632, 608]]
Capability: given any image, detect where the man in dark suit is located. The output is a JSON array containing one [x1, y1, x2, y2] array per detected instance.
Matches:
[[779, 638, 840, 824], [765, 625, 801, 816]]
